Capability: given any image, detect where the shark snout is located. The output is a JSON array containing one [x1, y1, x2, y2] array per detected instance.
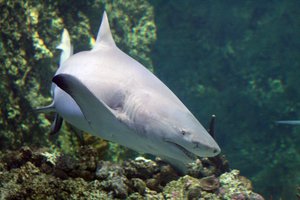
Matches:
[[191, 139, 221, 157]]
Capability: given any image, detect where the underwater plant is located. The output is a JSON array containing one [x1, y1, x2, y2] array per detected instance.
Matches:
[[0, 0, 156, 158]]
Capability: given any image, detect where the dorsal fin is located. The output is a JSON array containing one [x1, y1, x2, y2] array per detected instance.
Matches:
[[56, 28, 73, 65], [94, 11, 116, 49]]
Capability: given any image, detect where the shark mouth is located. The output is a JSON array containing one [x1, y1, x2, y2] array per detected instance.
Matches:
[[164, 140, 196, 160]]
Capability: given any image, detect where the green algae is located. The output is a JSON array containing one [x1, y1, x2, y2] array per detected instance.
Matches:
[[219, 170, 260, 199], [0, 0, 60, 150], [0, 0, 156, 160], [0, 147, 263, 200]]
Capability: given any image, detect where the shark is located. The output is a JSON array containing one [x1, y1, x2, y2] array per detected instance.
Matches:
[[42, 11, 220, 172], [276, 120, 300, 125], [36, 28, 75, 134]]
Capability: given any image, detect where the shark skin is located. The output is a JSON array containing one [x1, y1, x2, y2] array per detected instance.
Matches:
[[52, 11, 221, 172]]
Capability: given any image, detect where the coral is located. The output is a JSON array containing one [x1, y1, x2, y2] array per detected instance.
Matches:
[[0, 147, 263, 199], [163, 170, 264, 200], [41, 151, 60, 165], [187, 155, 230, 178], [219, 170, 264, 200], [163, 175, 203, 199], [0, 0, 61, 149], [199, 175, 220, 191], [0, 0, 156, 159]]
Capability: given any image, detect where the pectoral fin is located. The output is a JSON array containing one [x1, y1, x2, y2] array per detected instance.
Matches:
[[52, 74, 131, 140]]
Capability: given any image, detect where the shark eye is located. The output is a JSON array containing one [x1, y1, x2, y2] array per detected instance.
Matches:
[[180, 129, 187, 135]]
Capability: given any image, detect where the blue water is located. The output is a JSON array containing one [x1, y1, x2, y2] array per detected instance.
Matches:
[[151, 0, 300, 198]]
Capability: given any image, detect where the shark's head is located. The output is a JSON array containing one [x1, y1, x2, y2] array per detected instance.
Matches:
[[145, 100, 221, 162]]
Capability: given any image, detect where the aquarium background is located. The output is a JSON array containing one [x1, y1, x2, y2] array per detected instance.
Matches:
[[0, 0, 299, 199]]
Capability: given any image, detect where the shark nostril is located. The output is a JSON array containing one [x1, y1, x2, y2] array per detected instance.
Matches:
[[213, 149, 218, 154]]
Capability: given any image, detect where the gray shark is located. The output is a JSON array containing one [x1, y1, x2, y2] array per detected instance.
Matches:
[[51, 11, 221, 172], [276, 120, 300, 125], [36, 29, 74, 134]]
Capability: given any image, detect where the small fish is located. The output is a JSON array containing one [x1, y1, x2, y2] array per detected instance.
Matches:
[[47, 11, 220, 172]]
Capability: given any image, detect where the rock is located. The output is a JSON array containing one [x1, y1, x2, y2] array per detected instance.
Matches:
[[199, 175, 220, 191], [146, 178, 161, 191], [219, 170, 265, 200], [163, 175, 202, 199], [0, 147, 264, 199], [187, 156, 229, 178], [187, 185, 202, 200], [123, 157, 159, 179], [131, 178, 146, 195]]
